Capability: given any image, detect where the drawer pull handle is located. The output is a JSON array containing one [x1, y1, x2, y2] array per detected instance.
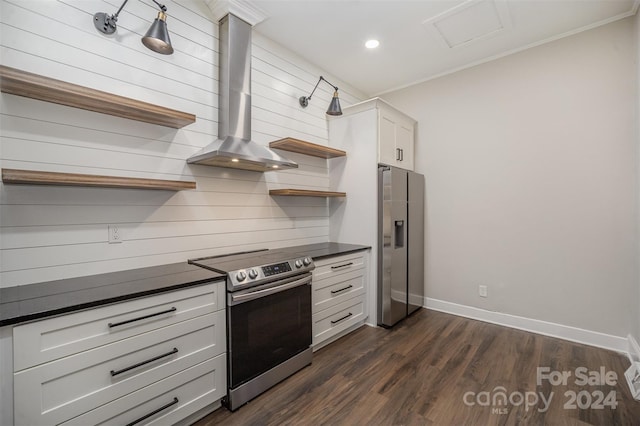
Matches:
[[331, 262, 353, 270], [331, 285, 353, 295], [108, 307, 177, 328], [331, 312, 353, 325], [126, 397, 179, 426], [111, 347, 178, 377]]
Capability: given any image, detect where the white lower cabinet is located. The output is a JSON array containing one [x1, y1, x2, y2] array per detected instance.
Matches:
[[313, 295, 365, 346], [13, 283, 222, 371], [311, 251, 368, 349], [13, 281, 227, 426], [60, 355, 226, 426]]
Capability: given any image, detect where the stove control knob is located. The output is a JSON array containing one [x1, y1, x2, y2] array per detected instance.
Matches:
[[248, 269, 258, 279], [236, 271, 247, 282], [295, 259, 303, 268], [303, 257, 312, 266]]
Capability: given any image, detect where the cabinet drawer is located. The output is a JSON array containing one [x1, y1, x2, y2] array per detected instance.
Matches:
[[13, 281, 224, 371], [312, 295, 365, 346], [60, 354, 226, 426], [14, 310, 225, 426], [313, 269, 365, 313], [313, 253, 365, 281]]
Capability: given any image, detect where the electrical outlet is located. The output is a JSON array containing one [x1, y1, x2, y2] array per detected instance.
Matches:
[[478, 285, 488, 298], [108, 225, 122, 244]]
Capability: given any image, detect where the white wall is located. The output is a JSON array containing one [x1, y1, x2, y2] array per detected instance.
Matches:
[[0, 0, 365, 287], [383, 17, 638, 338]]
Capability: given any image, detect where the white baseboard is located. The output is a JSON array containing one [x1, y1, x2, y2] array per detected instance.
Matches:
[[425, 297, 628, 354], [628, 334, 640, 364]]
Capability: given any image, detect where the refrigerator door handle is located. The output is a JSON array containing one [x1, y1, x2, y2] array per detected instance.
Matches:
[[394, 220, 405, 248]]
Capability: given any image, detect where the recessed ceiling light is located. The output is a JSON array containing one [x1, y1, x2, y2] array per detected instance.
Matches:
[[365, 39, 380, 49]]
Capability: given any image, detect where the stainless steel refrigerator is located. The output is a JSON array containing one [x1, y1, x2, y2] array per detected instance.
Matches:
[[377, 165, 425, 327]]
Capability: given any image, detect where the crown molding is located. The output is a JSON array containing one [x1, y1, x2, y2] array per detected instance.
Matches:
[[204, 0, 268, 25]]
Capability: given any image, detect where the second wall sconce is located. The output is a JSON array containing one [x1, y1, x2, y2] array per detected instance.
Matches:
[[299, 76, 343, 116], [94, 0, 174, 55]]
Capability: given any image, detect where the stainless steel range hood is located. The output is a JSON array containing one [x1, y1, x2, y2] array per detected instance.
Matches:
[[188, 14, 297, 172]]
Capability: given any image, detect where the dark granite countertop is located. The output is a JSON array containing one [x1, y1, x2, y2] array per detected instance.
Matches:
[[0, 263, 225, 327], [0, 242, 369, 327], [279, 242, 370, 260]]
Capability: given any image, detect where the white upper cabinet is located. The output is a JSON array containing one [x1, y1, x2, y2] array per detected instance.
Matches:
[[332, 97, 416, 171], [378, 106, 415, 170]]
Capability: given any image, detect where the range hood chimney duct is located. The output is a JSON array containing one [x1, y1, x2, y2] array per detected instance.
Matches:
[[187, 14, 297, 172]]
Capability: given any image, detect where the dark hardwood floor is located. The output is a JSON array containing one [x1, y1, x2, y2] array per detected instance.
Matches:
[[194, 309, 640, 425]]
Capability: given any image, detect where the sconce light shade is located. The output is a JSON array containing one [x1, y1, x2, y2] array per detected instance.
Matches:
[[299, 76, 343, 116], [94, 0, 173, 55], [142, 11, 174, 55], [326, 91, 342, 116]]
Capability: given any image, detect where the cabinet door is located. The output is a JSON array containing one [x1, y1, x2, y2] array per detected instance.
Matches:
[[13, 281, 225, 371], [14, 311, 225, 426], [378, 110, 398, 167], [312, 252, 366, 315], [378, 109, 415, 170], [58, 354, 226, 426], [396, 121, 414, 170], [312, 295, 365, 347]]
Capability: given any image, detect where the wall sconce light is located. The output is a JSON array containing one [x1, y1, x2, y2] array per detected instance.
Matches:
[[93, 0, 174, 55], [299, 76, 342, 116]]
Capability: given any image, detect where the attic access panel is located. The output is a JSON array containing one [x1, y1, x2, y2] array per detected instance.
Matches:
[[423, 0, 512, 49]]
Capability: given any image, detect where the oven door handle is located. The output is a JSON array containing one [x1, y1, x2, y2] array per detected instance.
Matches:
[[229, 274, 312, 305]]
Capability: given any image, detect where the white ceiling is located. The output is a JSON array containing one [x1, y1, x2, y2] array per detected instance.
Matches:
[[243, 0, 639, 95]]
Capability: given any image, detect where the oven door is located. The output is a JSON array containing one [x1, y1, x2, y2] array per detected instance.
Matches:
[[227, 273, 312, 389]]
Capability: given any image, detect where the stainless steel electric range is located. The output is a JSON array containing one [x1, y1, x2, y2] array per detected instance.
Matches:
[[189, 249, 315, 411]]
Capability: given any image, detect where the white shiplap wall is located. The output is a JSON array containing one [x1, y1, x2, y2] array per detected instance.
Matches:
[[0, 0, 366, 287]]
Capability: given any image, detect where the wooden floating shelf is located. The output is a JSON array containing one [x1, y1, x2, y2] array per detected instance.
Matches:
[[269, 137, 346, 159], [269, 189, 346, 198], [1, 169, 196, 191], [0, 65, 196, 129]]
